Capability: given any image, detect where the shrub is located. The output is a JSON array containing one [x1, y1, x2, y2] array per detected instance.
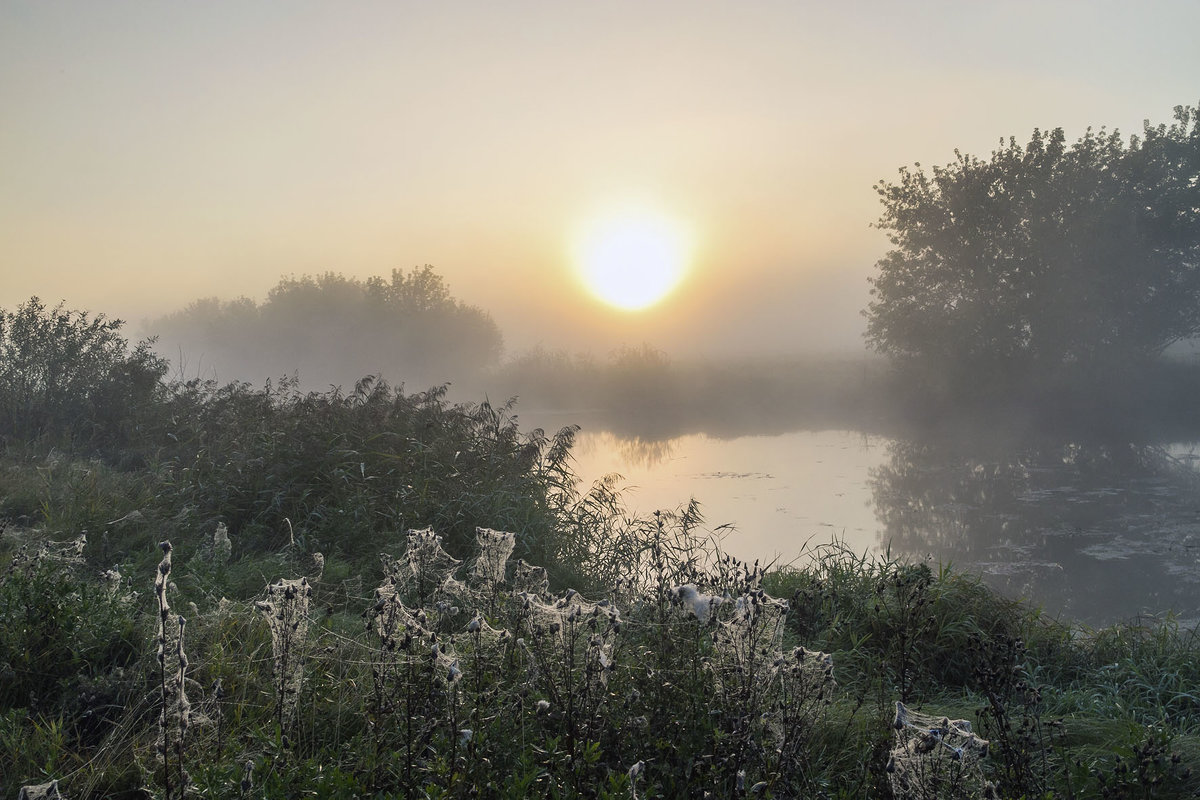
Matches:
[[0, 298, 168, 457]]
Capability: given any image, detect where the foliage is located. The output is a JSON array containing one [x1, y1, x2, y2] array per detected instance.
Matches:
[[866, 103, 1200, 388], [0, 298, 168, 455], [4, 526, 1200, 799], [4, 296, 1200, 797], [0, 292, 629, 588], [147, 266, 503, 389], [149, 375, 593, 586], [0, 540, 141, 716]]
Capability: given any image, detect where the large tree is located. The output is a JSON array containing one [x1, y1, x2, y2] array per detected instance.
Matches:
[[865, 104, 1200, 379]]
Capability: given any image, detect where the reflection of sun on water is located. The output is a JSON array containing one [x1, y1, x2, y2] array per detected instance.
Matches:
[[572, 207, 693, 311]]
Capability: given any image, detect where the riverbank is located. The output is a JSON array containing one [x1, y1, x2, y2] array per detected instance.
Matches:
[[3, 308, 1199, 796], [3, 444, 1200, 797]]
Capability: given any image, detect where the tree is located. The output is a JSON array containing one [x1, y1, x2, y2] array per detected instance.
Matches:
[[0, 297, 168, 450], [148, 266, 503, 389], [865, 104, 1200, 382]]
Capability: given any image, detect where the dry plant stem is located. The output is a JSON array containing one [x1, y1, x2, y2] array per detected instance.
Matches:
[[404, 654, 415, 793], [446, 679, 461, 791], [257, 577, 313, 740], [175, 615, 189, 796], [471, 623, 484, 758], [212, 678, 226, 763], [154, 540, 173, 800]]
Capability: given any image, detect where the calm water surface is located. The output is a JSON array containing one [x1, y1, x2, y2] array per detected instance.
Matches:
[[557, 422, 1200, 627]]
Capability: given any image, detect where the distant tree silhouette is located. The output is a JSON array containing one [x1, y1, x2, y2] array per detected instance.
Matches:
[[865, 104, 1200, 387], [150, 266, 502, 389]]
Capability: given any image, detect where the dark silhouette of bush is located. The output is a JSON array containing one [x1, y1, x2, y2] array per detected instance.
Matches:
[[0, 297, 168, 454], [152, 375, 589, 583]]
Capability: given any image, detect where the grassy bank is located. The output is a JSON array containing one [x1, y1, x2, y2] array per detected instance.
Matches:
[[3, 300, 1200, 797], [4, 511, 1199, 799]]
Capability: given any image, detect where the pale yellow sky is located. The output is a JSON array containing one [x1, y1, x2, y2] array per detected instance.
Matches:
[[2, 1, 1197, 357]]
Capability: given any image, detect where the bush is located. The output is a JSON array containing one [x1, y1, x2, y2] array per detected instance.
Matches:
[[0, 298, 168, 456], [150, 376, 592, 585], [147, 267, 504, 390]]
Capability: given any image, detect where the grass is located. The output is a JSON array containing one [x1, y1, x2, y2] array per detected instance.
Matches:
[[2, 300, 1200, 798], [3, 511, 1200, 798]]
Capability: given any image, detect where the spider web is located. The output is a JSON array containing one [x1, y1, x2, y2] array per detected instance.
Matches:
[[888, 701, 993, 799]]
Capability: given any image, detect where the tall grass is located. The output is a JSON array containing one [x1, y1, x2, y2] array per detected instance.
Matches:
[[3, 522, 1199, 798]]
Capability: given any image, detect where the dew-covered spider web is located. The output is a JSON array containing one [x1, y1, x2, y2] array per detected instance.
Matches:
[[709, 589, 790, 695], [515, 587, 622, 695], [510, 558, 549, 595], [469, 527, 515, 591], [17, 780, 63, 800], [888, 701, 993, 799], [385, 528, 463, 605], [255, 577, 313, 725]]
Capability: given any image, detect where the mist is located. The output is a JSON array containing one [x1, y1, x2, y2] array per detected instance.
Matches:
[[8, 6, 1200, 793], [139, 258, 874, 411]]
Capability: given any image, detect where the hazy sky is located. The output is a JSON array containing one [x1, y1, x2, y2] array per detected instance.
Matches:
[[3, 1, 1198, 359]]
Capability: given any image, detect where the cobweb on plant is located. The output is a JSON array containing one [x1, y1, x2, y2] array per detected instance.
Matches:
[[888, 701, 993, 800], [709, 590, 790, 691], [8, 532, 88, 572], [516, 588, 622, 692], [17, 780, 63, 800], [469, 527, 515, 591], [511, 559, 549, 595], [254, 577, 313, 726], [383, 528, 463, 605]]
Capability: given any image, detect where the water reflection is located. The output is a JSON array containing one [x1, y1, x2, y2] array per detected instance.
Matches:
[[611, 434, 677, 470], [545, 401, 1200, 626], [870, 437, 1200, 625]]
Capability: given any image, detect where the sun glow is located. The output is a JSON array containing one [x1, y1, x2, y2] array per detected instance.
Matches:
[[573, 208, 693, 311]]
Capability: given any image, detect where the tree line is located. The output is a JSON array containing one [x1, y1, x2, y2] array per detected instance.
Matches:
[[148, 266, 502, 390]]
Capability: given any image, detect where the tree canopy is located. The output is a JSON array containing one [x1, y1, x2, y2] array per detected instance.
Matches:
[[149, 266, 503, 389], [865, 104, 1200, 381]]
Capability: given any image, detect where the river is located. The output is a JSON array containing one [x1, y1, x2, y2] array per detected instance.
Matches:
[[545, 418, 1200, 628]]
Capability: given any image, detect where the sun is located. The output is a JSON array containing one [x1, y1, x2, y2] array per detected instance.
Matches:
[[572, 208, 693, 311]]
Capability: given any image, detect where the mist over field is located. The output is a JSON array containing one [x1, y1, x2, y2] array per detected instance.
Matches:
[[5, 4, 1200, 797]]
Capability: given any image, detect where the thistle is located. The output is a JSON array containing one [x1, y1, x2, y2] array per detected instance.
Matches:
[[888, 702, 992, 800], [256, 577, 314, 733], [154, 540, 175, 799]]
